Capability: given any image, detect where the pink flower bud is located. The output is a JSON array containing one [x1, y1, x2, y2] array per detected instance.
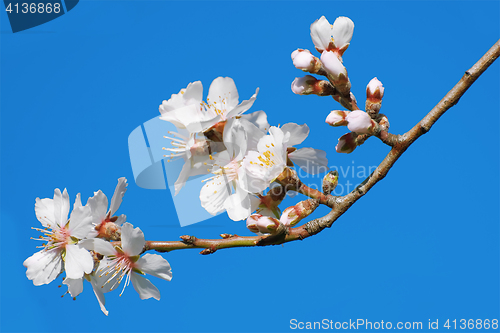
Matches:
[[325, 110, 350, 126], [336, 132, 357, 154], [292, 49, 315, 71], [320, 51, 347, 80], [280, 199, 319, 227], [291, 75, 318, 95], [246, 214, 282, 234], [366, 77, 384, 100], [346, 110, 374, 134]]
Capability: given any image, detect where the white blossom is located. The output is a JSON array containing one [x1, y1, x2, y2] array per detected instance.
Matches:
[[24, 189, 94, 286]]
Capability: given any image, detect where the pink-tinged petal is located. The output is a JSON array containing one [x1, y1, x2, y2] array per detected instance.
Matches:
[[68, 204, 93, 239], [82, 238, 116, 256], [131, 273, 161, 300], [224, 88, 259, 119], [63, 277, 84, 297], [53, 188, 70, 228], [288, 148, 329, 175], [35, 197, 56, 229], [88, 275, 109, 316], [23, 249, 62, 286], [346, 110, 373, 134], [136, 254, 172, 281], [281, 123, 310, 146], [109, 177, 127, 216], [88, 190, 108, 223], [121, 223, 145, 256], [64, 244, 93, 279], [208, 77, 239, 110], [310, 16, 333, 52], [321, 51, 347, 80], [200, 175, 231, 216]]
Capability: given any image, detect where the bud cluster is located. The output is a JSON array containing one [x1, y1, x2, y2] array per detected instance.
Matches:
[[290, 15, 354, 100]]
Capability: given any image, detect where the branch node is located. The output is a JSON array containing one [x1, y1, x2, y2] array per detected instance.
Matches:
[[180, 235, 197, 245], [220, 233, 234, 239], [199, 246, 217, 255]]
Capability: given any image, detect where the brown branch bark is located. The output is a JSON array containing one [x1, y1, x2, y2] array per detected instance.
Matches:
[[118, 39, 499, 256]]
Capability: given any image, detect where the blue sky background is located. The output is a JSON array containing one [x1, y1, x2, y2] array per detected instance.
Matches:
[[1, 1, 499, 332]]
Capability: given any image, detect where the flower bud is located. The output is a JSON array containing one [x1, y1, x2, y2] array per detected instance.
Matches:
[[320, 51, 346, 80], [326, 110, 350, 126], [366, 77, 384, 100], [280, 199, 319, 227], [366, 77, 384, 116], [246, 214, 282, 234], [96, 221, 121, 241], [291, 75, 318, 95], [322, 170, 339, 195], [336, 132, 357, 154], [346, 110, 375, 134], [291, 49, 321, 73], [320, 51, 351, 96]]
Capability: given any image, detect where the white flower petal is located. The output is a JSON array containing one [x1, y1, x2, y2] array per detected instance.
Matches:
[[63, 277, 84, 297], [224, 88, 259, 119], [310, 16, 333, 52], [64, 244, 93, 279], [82, 238, 116, 256], [136, 254, 172, 281], [240, 110, 269, 133], [88, 190, 108, 225], [131, 273, 161, 300], [88, 275, 109, 316], [200, 175, 232, 215], [68, 204, 93, 239], [115, 214, 127, 226], [207, 77, 239, 111], [73, 193, 83, 209], [53, 188, 70, 228], [224, 185, 254, 221], [121, 223, 146, 256], [281, 123, 310, 146], [174, 155, 212, 195], [332, 16, 354, 49], [289, 148, 329, 175], [35, 197, 56, 229], [109, 177, 127, 216], [23, 249, 62, 286]]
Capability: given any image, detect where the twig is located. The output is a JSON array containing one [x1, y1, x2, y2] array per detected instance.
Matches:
[[113, 39, 499, 255]]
